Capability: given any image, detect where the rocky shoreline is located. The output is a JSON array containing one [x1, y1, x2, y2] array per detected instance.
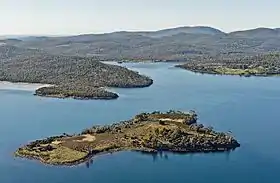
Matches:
[[176, 53, 280, 77], [34, 86, 120, 100], [15, 110, 240, 166]]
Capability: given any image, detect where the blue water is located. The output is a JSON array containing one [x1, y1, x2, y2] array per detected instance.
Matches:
[[1, 63, 280, 183]]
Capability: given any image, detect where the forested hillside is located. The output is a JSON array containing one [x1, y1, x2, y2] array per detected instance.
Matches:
[[3, 26, 280, 61], [0, 55, 152, 99]]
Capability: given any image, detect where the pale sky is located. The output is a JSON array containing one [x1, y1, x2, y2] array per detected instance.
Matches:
[[0, 0, 279, 35]]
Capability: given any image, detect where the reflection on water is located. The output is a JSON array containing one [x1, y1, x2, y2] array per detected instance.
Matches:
[[139, 149, 235, 162], [86, 159, 94, 168], [85, 149, 235, 168]]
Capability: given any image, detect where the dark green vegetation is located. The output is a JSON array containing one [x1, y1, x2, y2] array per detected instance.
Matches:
[[177, 53, 280, 77], [15, 110, 240, 166], [0, 55, 152, 99]]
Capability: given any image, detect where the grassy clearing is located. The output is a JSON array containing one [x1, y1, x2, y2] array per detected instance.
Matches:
[[214, 67, 267, 75], [44, 145, 87, 164], [16, 145, 87, 164]]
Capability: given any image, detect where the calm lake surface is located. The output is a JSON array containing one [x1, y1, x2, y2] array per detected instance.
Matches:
[[1, 62, 280, 183]]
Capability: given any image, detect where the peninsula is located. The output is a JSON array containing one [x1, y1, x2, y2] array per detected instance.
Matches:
[[15, 110, 240, 166], [0, 55, 153, 99], [177, 53, 280, 77]]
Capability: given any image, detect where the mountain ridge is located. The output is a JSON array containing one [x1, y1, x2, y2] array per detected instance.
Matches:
[[2, 26, 280, 39], [1, 25, 280, 62]]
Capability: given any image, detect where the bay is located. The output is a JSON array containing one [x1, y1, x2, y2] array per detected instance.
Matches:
[[0, 62, 280, 183]]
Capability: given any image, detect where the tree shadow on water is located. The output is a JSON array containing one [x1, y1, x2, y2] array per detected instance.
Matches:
[[138, 148, 236, 163], [84, 149, 236, 168], [85, 159, 94, 168]]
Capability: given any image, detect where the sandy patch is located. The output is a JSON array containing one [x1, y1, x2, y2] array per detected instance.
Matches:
[[0, 81, 53, 91], [75, 134, 96, 142], [52, 140, 62, 145], [158, 118, 185, 123]]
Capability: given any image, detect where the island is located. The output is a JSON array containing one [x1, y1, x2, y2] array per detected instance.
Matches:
[[176, 53, 280, 77], [35, 86, 119, 100], [0, 55, 153, 100], [15, 110, 240, 166]]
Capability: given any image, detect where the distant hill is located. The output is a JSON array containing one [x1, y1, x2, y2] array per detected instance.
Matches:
[[229, 28, 280, 38], [138, 26, 226, 38], [1, 26, 280, 61], [0, 35, 24, 40], [0, 35, 61, 41], [19, 36, 50, 41]]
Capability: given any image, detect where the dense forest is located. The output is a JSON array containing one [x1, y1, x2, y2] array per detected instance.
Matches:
[[0, 55, 152, 99]]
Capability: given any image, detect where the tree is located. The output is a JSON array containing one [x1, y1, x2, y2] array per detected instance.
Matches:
[[155, 128, 160, 135]]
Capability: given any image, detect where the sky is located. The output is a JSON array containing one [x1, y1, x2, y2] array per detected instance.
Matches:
[[0, 0, 279, 35]]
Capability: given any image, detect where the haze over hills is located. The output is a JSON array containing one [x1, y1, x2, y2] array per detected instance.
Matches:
[[128, 26, 226, 38], [228, 28, 280, 38], [1, 26, 280, 61]]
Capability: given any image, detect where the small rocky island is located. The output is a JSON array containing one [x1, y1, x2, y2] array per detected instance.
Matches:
[[177, 53, 280, 77], [15, 110, 240, 166]]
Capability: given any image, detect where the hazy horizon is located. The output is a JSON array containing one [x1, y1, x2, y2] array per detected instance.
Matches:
[[1, 0, 279, 36]]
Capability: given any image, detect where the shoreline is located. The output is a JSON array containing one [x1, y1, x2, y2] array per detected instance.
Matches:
[[15, 146, 239, 167], [0, 81, 53, 91], [102, 60, 177, 64], [0, 80, 152, 100], [176, 66, 280, 78], [15, 147, 152, 167], [34, 93, 119, 100]]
